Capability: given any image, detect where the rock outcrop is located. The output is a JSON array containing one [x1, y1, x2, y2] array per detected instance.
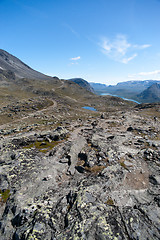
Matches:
[[68, 78, 95, 93], [0, 104, 159, 239]]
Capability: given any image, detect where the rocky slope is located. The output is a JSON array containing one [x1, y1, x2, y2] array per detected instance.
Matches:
[[0, 50, 159, 239], [0, 101, 160, 239], [0, 49, 53, 80], [137, 83, 160, 103], [69, 78, 95, 93]]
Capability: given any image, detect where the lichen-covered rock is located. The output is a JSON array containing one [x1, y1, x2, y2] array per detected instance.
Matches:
[[0, 108, 160, 239]]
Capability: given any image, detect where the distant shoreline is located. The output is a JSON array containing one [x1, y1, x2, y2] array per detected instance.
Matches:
[[101, 93, 140, 104]]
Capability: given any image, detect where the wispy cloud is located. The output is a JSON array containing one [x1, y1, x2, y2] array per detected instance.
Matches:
[[100, 34, 151, 64], [128, 70, 160, 80], [70, 56, 81, 61], [133, 44, 151, 50], [121, 53, 138, 64], [138, 70, 160, 76], [63, 23, 79, 37], [69, 56, 81, 65]]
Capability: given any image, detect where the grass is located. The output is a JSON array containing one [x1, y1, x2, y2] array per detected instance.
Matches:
[[0, 189, 11, 203], [119, 158, 132, 170], [85, 165, 105, 174], [105, 198, 114, 206], [120, 161, 129, 170], [24, 140, 62, 153]]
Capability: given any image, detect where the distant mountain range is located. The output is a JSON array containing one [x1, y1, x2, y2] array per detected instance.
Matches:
[[0, 48, 160, 103], [90, 82, 107, 91], [90, 80, 160, 103]]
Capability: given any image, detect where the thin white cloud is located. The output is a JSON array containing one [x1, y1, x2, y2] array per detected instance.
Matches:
[[63, 23, 79, 37], [70, 62, 78, 65], [134, 44, 151, 49], [122, 53, 138, 64], [100, 34, 151, 64], [138, 70, 160, 76], [128, 70, 160, 80], [70, 56, 81, 61]]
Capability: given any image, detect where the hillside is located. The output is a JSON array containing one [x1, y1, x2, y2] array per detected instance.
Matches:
[[90, 82, 108, 91], [0, 50, 159, 240], [0, 49, 52, 80], [137, 83, 160, 103], [69, 78, 95, 93]]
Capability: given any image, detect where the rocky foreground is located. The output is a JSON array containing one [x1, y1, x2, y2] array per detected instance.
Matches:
[[0, 104, 160, 240]]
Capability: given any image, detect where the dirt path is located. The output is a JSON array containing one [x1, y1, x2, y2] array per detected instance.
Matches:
[[0, 99, 57, 129]]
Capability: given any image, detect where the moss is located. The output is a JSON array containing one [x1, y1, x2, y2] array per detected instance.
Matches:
[[119, 158, 130, 170], [0, 189, 11, 203], [85, 165, 105, 174], [24, 140, 62, 153], [120, 161, 129, 170], [105, 198, 114, 206]]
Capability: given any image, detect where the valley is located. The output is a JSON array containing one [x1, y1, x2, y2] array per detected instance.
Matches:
[[91, 80, 160, 103], [0, 50, 160, 240]]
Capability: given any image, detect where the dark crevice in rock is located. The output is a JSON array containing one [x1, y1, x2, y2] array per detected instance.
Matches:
[[12, 232, 20, 240], [149, 175, 158, 185], [75, 165, 85, 173], [78, 152, 87, 164], [66, 191, 77, 209], [117, 207, 133, 240], [66, 155, 71, 166]]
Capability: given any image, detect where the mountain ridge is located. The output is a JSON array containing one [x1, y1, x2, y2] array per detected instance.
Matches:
[[91, 80, 160, 103], [137, 82, 160, 103], [0, 49, 53, 80], [68, 78, 95, 93]]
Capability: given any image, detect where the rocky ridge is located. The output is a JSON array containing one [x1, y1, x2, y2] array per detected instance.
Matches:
[[0, 103, 160, 240], [68, 78, 95, 93], [137, 83, 160, 103], [0, 49, 53, 80]]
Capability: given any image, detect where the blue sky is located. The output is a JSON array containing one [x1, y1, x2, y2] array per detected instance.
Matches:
[[0, 0, 160, 84]]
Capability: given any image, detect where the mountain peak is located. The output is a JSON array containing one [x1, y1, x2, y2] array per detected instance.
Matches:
[[68, 78, 95, 93], [0, 49, 52, 80], [138, 83, 160, 103]]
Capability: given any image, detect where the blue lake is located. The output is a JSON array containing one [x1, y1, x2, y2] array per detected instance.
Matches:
[[82, 106, 97, 111], [101, 93, 140, 104]]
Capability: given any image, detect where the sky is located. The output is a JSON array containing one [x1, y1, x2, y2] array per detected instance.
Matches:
[[0, 0, 160, 85]]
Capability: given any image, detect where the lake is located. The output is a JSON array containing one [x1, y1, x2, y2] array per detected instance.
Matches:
[[82, 106, 97, 111], [101, 93, 140, 104]]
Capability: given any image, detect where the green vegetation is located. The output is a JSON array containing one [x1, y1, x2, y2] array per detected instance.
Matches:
[[105, 198, 114, 206], [85, 165, 105, 174], [0, 189, 11, 203], [120, 161, 129, 170], [24, 140, 62, 153]]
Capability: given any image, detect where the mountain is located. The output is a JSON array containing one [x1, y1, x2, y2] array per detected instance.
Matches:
[[137, 83, 160, 103], [0, 49, 52, 80], [0, 49, 134, 112], [115, 80, 160, 92], [90, 82, 108, 92], [96, 80, 160, 95], [0, 50, 159, 240], [68, 78, 95, 93], [93, 80, 160, 103]]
